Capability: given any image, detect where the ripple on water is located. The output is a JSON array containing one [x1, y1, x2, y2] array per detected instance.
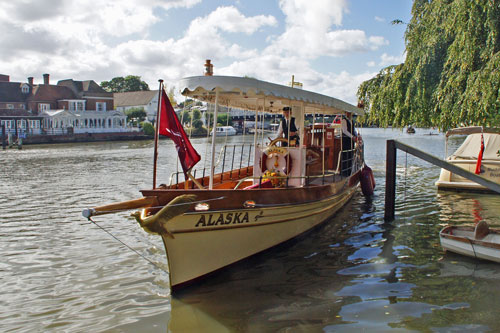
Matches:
[[2, 131, 500, 332]]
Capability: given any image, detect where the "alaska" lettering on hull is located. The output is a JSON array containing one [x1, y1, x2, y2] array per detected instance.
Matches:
[[195, 212, 250, 227]]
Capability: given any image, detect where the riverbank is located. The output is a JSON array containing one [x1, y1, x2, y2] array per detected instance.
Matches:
[[17, 132, 152, 145]]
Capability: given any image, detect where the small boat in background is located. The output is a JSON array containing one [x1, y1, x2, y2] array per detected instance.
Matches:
[[406, 125, 415, 134], [439, 221, 500, 263], [435, 126, 500, 192], [210, 125, 237, 136]]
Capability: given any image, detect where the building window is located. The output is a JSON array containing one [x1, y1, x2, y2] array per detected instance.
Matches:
[[21, 85, 29, 94], [96, 102, 106, 112], [69, 101, 85, 111], [38, 103, 50, 112], [7, 104, 14, 109]]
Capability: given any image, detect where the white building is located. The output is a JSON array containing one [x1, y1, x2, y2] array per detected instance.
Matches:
[[114, 90, 159, 122]]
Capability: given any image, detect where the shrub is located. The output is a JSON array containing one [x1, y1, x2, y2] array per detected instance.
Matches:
[[141, 122, 155, 136]]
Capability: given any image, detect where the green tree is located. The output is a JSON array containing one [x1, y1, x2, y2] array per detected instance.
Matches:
[[180, 110, 191, 125], [100, 75, 150, 92], [124, 107, 147, 124], [166, 86, 177, 107], [217, 113, 232, 126], [191, 119, 207, 136], [192, 109, 201, 121], [357, 0, 500, 130], [192, 119, 203, 129]]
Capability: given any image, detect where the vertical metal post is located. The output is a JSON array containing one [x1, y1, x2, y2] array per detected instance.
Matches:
[[238, 144, 244, 177], [246, 143, 252, 174], [385, 139, 397, 221], [230, 144, 236, 178], [209, 90, 219, 190], [2, 123, 6, 150], [221, 146, 227, 182]]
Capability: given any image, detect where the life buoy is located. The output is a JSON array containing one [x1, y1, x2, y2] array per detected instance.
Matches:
[[259, 142, 294, 187], [260, 146, 293, 175]]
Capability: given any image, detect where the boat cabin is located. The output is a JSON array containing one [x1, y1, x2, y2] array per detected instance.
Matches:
[[166, 75, 363, 191]]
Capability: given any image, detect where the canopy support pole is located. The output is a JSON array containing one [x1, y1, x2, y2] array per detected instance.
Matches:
[[209, 90, 219, 190]]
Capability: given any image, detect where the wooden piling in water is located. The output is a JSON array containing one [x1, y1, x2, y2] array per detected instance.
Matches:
[[385, 140, 396, 221], [384, 139, 500, 221]]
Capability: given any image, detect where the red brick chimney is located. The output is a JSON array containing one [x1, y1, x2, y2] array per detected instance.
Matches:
[[43, 73, 50, 85], [0, 74, 9, 82], [28, 77, 34, 85]]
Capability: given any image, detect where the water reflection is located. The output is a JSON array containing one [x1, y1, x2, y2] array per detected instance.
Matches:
[[3, 129, 500, 332]]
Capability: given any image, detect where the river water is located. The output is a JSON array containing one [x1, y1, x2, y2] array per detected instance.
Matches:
[[2, 128, 500, 332]]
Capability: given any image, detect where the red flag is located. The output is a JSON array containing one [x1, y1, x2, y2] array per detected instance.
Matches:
[[158, 89, 200, 176], [475, 133, 484, 175]]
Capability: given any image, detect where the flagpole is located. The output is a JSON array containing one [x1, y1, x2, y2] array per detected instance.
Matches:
[[153, 79, 163, 189]]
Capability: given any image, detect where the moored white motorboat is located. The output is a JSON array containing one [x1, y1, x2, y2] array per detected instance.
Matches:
[[210, 125, 237, 136], [82, 73, 372, 291], [439, 221, 500, 263], [435, 126, 500, 192]]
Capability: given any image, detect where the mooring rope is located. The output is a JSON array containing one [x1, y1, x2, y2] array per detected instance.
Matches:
[[467, 237, 478, 259], [85, 195, 225, 272], [87, 216, 169, 273]]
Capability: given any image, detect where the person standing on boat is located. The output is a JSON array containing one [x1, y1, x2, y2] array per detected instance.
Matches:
[[275, 106, 299, 146], [341, 115, 356, 177]]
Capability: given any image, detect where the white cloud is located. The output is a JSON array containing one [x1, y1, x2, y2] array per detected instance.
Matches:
[[188, 6, 277, 35], [218, 56, 374, 104], [267, 0, 387, 59], [308, 70, 377, 104], [279, 0, 347, 30], [379, 52, 405, 66], [375, 16, 385, 23], [0, 0, 397, 104]]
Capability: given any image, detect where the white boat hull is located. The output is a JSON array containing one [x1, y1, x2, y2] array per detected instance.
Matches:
[[436, 130, 500, 192], [162, 186, 357, 288], [439, 225, 500, 263], [436, 160, 500, 191]]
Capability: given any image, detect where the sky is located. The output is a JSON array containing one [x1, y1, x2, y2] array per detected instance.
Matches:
[[0, 0, 413, 104]]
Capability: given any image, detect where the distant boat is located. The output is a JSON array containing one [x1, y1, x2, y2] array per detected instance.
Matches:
[[406, 126, 415, 134], [210, 125, 237, 136], [440, 221, 500, 263], [435, 126, 500, 192]]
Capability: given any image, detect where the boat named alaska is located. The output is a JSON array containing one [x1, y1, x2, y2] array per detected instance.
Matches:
[[82, 71, 371, 291]]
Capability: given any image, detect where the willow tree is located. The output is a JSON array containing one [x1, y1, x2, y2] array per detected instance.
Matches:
[[358, 0, 500, 130]]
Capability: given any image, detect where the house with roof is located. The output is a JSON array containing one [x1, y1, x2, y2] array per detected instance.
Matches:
[[0, 74, 130, 137], [114, 90, 159, 122], [0, 74, 43, 136]]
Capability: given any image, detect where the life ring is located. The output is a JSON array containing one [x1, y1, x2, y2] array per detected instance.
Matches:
[[260, 144, 293, 176]]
